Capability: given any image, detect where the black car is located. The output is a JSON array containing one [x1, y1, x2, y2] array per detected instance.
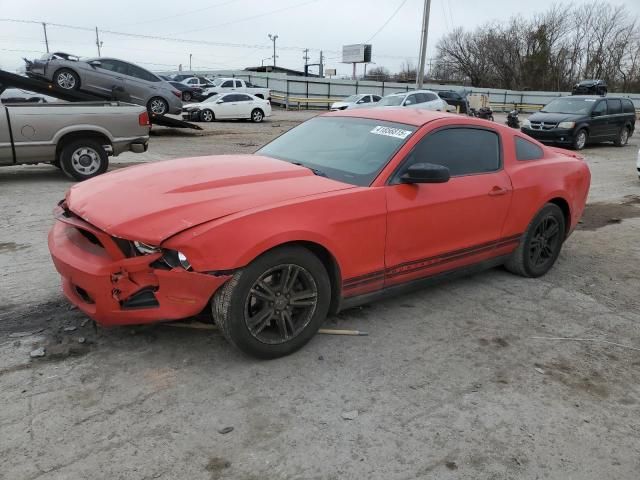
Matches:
[[168, 81, 203, 102], [521, 96, 636, 150], [437, 90, 468, 114], [572, 79, 607, 96]]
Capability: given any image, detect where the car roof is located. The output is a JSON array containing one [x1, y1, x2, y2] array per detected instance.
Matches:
[[563, 95, 627, 100], [324, 107, 452, 126]]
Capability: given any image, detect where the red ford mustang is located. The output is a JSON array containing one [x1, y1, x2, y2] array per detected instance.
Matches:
[[49, 109, 591, 358]]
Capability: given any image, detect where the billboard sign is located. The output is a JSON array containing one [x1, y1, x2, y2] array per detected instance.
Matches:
[[342, 44, 372, 63]]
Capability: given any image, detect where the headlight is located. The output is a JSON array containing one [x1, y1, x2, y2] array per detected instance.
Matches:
[[133, 241, 191, 270], [522, 119, 531, 128], [134, 241, 160, 254], [162, 250, 192, 270], [558, 121, 575, 129]]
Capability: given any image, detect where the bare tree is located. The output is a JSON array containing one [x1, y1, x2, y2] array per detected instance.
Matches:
[[432, 1, 640, 92]]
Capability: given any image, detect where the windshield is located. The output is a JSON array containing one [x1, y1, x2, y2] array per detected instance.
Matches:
[[541, 97, 595, 114], [257, 117, 416, 186], [378, 95, 404, 106], [211, 78, 224, 86], [342, 95, 361, 103]]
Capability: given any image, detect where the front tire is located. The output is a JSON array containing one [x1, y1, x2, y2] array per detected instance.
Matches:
[[147, 97, 169, 116], [505, 203, 566, 278], [53, 68, 80, 90], [200, 109, 214, 122], [572, 129, 588, 150], [614, 126, 630, 147], [212, 246, 331, 359], [251, 108, 264, 123], [59, 139, 109, 181]]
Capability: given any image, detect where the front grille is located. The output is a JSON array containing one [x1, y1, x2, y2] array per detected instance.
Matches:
[[530, 121, 558, 130]]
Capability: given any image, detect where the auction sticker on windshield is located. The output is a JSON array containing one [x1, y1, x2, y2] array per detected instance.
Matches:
[[370, 126, 413, 139]]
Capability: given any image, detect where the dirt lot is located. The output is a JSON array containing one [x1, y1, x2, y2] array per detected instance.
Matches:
[[1, 110, 639, 480]]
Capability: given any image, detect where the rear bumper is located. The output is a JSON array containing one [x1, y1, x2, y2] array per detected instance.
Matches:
[[112, 137, 150, 156], [521, 127, 575, 145], [48, 217, 230, 327]]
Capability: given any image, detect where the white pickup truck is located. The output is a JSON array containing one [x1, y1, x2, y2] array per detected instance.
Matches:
[[202, 78, 270, 100]]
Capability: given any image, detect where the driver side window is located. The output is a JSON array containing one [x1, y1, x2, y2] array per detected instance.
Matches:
[[396, 127, 501, 181], [404, 94, 418, 106], [593, 101, 607, 116]]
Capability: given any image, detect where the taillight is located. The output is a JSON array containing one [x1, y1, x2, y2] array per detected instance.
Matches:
[[171, 90, 181, 98], [138, 111, 150, 126]]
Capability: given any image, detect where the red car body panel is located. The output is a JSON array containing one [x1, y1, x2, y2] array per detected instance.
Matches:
[[48, 109, 591, 327]]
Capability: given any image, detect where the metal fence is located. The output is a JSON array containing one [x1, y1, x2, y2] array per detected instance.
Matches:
[[181, 70, 640, 112]]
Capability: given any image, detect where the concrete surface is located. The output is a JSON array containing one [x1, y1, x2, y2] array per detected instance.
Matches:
[[1, 110, 639, 480]]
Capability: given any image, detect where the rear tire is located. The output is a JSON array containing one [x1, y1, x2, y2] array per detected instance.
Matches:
[[614, 126, 630, 147], [251, 108, 264, 123], [505, 203, 566, 278], [212, 246, 331, 359], [572, 129, 588, 150], [53, 68, 80, 91], [59, 139, 109, 181]]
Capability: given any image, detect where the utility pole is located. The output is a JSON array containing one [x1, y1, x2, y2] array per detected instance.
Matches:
[[303, 48, 310, 76], [319, 50, 324, 77], [95, 27, 103, 56], [268, 34, 278, 68], [42, 23, 49, 53], [416, 0, 431, 89], [189, 53, 192, 71]]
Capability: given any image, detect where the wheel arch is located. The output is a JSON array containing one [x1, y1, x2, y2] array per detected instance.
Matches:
[[55, 130, 112, 160], [547, 196, 571, 237]]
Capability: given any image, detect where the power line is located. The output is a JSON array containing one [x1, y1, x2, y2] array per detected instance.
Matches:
[[114, 0, 244, 28], [172, 0, 319, 36], [0, 18, 419, 65], [365, 0, 410, 43]]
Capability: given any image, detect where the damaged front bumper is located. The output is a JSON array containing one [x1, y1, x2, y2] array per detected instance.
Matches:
[[47, 207, 230, 327]]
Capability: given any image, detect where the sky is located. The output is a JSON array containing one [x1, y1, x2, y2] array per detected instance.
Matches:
[[1, 0, 639, 77]]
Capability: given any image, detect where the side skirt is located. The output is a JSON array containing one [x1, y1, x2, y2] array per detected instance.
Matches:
[[338, 255, 510, 312]]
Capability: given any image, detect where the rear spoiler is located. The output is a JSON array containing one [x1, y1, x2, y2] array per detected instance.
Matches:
[[548, 146, 583, 160]]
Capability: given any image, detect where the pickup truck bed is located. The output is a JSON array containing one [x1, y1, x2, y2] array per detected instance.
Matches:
[[1, 101, 150, 181]]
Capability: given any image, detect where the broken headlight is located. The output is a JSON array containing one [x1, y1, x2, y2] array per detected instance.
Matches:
[[133, 241, 191, 271]]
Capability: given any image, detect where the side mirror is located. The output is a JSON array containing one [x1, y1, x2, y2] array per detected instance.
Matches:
[[591, 110, 602, 117], [400, 163, 450, 184], [216, 100, 223, 104], [404, 100, 413, 106], [89, 60, 101, 67]]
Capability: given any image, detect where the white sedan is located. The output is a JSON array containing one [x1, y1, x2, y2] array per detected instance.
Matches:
[[377, 90, 448, 111], [330, 94, 382, 111], [182, 93, 272, 123]]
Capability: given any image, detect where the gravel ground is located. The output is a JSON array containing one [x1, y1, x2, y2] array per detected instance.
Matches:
[[1, 110, 639, 480]]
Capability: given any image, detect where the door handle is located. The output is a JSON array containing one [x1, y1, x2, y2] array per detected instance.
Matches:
[[488, 186, 509, 196]]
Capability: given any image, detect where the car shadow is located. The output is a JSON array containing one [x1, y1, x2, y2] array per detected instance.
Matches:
[[0, 165, 72, 184]]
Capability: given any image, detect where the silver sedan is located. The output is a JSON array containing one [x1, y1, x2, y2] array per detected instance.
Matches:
[[25, 53, 182, 115]]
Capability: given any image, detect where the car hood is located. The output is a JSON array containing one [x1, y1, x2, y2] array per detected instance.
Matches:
[[65, 155, 354, 245], [331, 101, 350, 109], [528, 112, 585, 123], [183, 102, 206, 110]]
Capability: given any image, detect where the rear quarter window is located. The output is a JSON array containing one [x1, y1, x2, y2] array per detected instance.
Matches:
[[623, 99, 636, 114], [515, 137, 544, 161]]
